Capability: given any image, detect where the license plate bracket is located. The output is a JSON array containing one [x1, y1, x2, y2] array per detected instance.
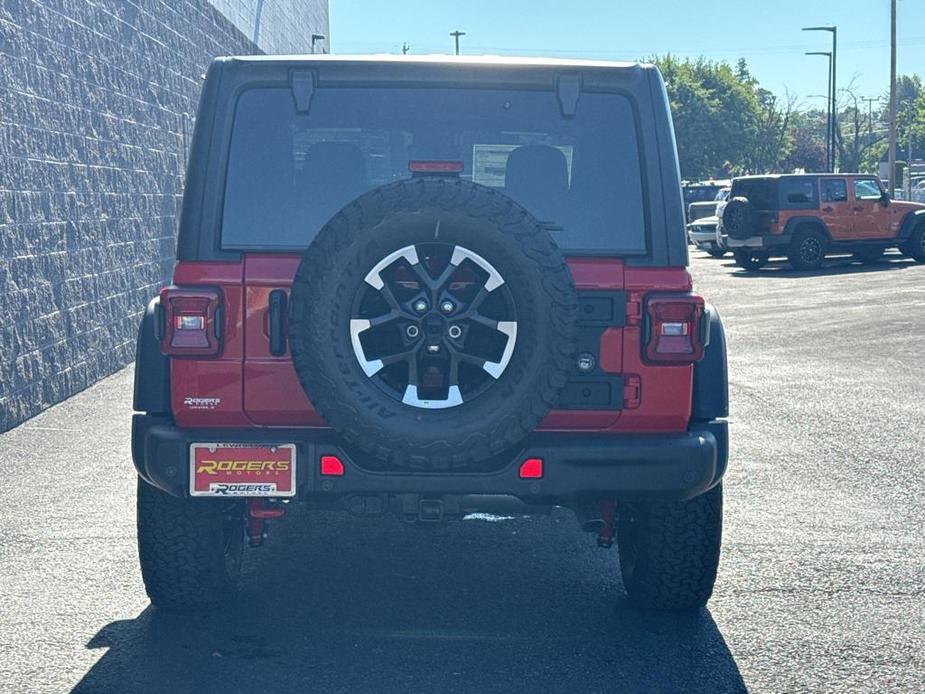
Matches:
[[189, 443, 296, 497]]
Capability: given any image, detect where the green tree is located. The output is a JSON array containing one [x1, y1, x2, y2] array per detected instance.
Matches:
[[652, 56, 792, 179], [782, 110, 828, 172]]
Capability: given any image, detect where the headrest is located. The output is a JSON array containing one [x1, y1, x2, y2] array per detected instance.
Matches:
[[504, 145, 569, 220]]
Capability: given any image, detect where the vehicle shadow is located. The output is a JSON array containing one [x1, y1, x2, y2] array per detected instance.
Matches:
[[722, 253, 918, 278], [72, 509, 746, 693]]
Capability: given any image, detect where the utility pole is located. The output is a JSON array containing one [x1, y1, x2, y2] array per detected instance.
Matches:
[[402, 42, 410, 55], [450, 30, 466, 55], [888, 0, 898, 196]]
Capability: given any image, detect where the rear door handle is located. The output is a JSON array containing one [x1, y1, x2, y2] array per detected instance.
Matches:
[[853, 206, 864, 211], [268, 289, 288, 356], [822, 206, 834, 212]]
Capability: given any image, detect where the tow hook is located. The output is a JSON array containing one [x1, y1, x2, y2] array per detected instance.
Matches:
[[246, 499, 287, 547], [597, 500, 616, 549]]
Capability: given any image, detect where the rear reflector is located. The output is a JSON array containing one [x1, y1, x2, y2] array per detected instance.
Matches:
[[644, 294, 706, 364], [519, 458, 543, 479], [409, 160, 464, 174], [159, 286, 222, 357], [320, 455, 345, 476]]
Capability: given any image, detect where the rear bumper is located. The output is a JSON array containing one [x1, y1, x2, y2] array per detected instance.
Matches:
[[727, 234, 791, 249], [132, 415, 727, 504], [689, 229, 719, 247]]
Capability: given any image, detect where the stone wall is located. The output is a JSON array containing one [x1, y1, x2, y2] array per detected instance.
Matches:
[[0, 0, 327, 431], [210, 0, 329, 54]]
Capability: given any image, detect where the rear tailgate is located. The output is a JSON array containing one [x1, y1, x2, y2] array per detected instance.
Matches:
[[237, 255, 693, 433]]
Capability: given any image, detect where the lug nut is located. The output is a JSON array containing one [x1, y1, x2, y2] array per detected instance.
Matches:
[[427, 344, 441, 353], [406, 325, 420, 338], [413, 300, 428, 313], [448, 325, 462, 339], [440, 300, 455, 314]]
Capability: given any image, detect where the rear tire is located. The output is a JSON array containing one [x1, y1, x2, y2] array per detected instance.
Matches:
[[900, 224, 925, 262], [707, 245, 727, 258], [618, 485, 723, 611], [788, 229, 827, 270], [137, 479, 245, 612], [733, 249, 768, 271]]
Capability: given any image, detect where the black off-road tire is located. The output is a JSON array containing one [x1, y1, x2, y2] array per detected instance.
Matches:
[[788, 228, 827, 270], [288, 178, 578, 470], [137, 479, 245, 612], [900, 224, 925, 262], [707, 244, 727, 258], [618, 484, 723, 611], [733, 249, 768, 271], [721, 197, 753, 239]]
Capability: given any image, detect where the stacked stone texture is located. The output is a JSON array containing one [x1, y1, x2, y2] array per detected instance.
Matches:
[[0, 1, 266, 431]]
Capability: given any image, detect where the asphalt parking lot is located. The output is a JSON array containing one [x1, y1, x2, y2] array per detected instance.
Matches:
[[0, 251, 923, 693]]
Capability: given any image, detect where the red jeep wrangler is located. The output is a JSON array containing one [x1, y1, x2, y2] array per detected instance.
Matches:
[[721, 173, 925, 271], [132, 55, 728, 612]]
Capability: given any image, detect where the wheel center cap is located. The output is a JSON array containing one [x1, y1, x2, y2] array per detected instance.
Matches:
[[423, 313, 446, 338]]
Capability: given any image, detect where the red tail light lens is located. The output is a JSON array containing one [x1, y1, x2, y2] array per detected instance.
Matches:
[[159, 286, 222, 356], [644, 294, 707, 363]]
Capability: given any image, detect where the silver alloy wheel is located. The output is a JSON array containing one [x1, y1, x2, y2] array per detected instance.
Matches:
[[349, 243, 518, 409]]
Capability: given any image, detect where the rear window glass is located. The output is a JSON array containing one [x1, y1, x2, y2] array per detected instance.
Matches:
[[821, 179, 848, 202], [220, 86, 647, 253]]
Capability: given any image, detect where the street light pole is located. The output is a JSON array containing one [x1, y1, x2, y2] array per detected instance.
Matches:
[[803, 26, 837, 170], [450, 30, 466, 55], [806, 52, 833, 172]]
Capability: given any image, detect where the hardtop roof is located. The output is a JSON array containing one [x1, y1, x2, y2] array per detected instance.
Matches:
[[220, 53, 648, 71]]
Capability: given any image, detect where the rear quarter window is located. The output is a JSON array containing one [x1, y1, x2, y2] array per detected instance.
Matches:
[[779, 178, 818, 210], [730, 179, 776, 209]]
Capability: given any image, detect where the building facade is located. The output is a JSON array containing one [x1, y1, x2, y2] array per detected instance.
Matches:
[[0, 1, 329, 431]]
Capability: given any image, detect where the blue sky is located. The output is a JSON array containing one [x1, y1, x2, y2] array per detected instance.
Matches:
[[330, 0, 924, 107]]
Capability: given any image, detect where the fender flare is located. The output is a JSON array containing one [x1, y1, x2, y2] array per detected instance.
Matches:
[[691, 303, 728, 422], [782, 215, 830, 240], [133, 297, 171, 414], [897, 208, 925, 242]]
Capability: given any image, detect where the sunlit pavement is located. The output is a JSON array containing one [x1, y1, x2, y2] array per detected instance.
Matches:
[[0, 252, 923, 693]]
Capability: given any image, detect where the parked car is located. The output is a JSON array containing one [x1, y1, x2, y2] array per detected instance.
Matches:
[[688, 188, 730, 257], [683, 181, 729, 222], [688, 215, 725, 257], [131, 55, 729, 613], [687, 187, 730, 225], [720, 174, 925, 271]]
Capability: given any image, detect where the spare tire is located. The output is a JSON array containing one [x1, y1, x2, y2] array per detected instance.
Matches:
[[288, 178, 578, 470], [721, 197, 753, 239]]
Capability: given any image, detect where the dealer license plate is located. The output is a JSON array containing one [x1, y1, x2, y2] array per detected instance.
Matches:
[[189, 443, 296, 497]]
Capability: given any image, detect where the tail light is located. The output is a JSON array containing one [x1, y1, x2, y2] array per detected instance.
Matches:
[[643, 294, 707, 363], [157, 286, 223, 356]]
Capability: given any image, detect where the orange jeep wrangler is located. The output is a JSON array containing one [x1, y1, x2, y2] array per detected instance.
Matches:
[[719, 174, 925, 271]]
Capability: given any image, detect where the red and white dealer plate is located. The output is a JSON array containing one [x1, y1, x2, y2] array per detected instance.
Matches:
[[189, 443, 296, 497]]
